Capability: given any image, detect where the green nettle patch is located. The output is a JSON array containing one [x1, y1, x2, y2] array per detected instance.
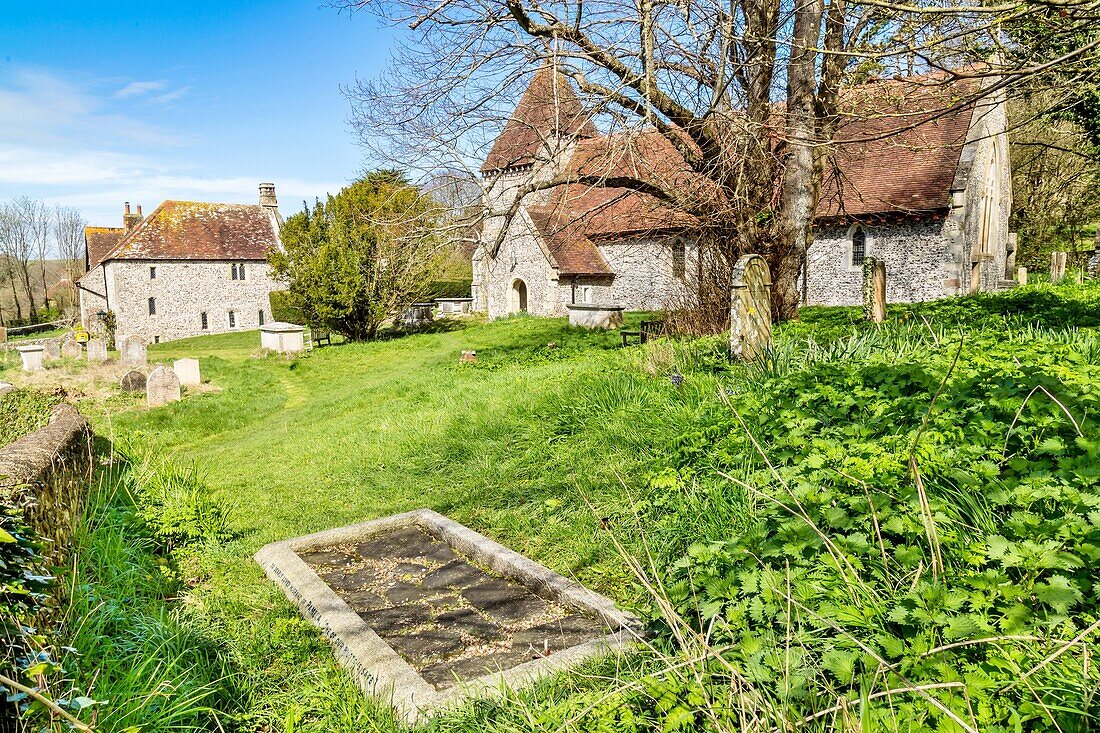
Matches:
[[655, 328, 1100, 731]]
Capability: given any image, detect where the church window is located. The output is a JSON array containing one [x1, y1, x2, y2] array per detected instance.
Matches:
[[148, 297, 157, 316], [851, 227, 867, 267], [258, 310, 265, 326], [149, 266, 156, 279], [672, 240, 686, 278], [228, 310, 237, 328]]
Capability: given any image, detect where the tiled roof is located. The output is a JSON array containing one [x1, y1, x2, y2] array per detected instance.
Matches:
[[816, 77, 977, 218], [104, 200, 280, 261], [525, 207, 612, 276], [482, 64, 598, 174], [84, 226, 125, 270]]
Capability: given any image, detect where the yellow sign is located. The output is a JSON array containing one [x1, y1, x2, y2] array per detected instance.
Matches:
[[75, 330, 90, 343]]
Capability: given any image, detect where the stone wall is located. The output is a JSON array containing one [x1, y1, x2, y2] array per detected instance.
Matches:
[[0, 403, 93, 561], [481, 211, 561, 318], [806, 219, 954, 306], [100, 259, 278, 343], [596, 236, 698, 310]]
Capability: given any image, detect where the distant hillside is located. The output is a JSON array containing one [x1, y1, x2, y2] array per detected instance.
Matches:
[[0, 259, 81, 324]]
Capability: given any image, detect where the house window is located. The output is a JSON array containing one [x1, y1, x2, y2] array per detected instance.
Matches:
[[149, 266, 157, 279], [228, 310, 236, 329], [154, 335, 160, 344], [201, 312, 208, 330], [672, 240, 686, 278], [238, 263, 246, 280], [580, 285, 593, 304], [231, 263, 247, 280], [851, 227, 867, 267], [148, 297, 157, 316], [258, 310, 265, 326]]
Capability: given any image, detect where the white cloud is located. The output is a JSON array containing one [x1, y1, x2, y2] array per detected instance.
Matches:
[[113, 80, 167, 98]]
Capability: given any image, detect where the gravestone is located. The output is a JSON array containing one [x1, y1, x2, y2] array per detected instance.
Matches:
[[86, 338, 108, 363], [61, 340, 83, 360], [146, 366, 181, 407], [173, 358, 201, 386], [119, 335, 147, 366], [862, 258, 887, 323], [0, 327, 6, 344], [42, 340, 61, 361], [17, 345, 45, 371], [1051, 251, 1069, 282], [1017, 267, 1028, 286], [119, 370, 147, 393], [729, 254, 772, 361]]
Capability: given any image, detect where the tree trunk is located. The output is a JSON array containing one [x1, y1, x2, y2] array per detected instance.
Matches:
[[8, 277, 22, 321], [775, 0, 824, 322]]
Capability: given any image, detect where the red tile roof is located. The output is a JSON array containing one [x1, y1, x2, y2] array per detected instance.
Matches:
[[84, 226, 125, 270], [482, 64, 599, 174], [816, 77, 977, 217], [525, 207, 612, 276], [103, 200, 280, 261]]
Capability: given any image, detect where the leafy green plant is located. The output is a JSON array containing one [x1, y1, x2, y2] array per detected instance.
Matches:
[[0, 388, 61, 446]]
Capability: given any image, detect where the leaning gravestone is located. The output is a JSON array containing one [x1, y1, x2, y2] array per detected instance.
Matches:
[[119, 335, 147, 366], [173, 358, 201, 386], [729, 254, 772, 361], [119, 370, 147, 392], [86, 338, 108, 363], [146, 366, 181, 407], [862, 258, 887, 323], [61, 340, 83, 360], [42, 340, 61, 361]]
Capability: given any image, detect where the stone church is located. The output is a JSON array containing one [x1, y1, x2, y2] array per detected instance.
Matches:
[[471, 66, 1013, 318], [78, 184, 283, 343]]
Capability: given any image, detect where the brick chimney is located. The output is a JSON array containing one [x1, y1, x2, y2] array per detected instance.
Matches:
[[259, 183, 278, 213], [123, 202, 143, 231]]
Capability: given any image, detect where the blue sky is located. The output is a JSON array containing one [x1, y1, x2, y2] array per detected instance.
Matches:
[[0, 1, 396, 227]]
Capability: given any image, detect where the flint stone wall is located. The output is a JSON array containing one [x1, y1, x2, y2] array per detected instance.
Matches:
[[83, 259, 278, 343], [0, 403, 93, 562], [805, 219, 954, 307]]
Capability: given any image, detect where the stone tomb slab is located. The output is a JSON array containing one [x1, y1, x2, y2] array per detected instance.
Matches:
[[255, 508, 639, 723]]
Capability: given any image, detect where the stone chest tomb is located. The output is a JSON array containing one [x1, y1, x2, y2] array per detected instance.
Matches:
[[256, 509, 638, 721]]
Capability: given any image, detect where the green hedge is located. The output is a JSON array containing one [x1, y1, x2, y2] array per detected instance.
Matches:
[[426, 279, 472, 299], [268, 291, 309, 326]]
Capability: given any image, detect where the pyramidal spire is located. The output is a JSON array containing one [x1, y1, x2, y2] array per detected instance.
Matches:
[[482, 62, 597, 175]]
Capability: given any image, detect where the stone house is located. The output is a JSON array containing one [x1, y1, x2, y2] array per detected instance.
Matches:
[[472, 66, 1013, 317], [78, 184, 283, 343]]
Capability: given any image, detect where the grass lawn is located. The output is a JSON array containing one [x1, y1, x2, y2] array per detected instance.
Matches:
[[79, 313, 723, 730], [56, 282, 1100, 732]]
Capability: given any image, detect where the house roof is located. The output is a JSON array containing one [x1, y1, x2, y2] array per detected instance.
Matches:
[[488, 69, 984, 272], [102, 200, 280, 262], [84, 226, 126, 270], [816, 76, 977, 218], [481, 64, 599, 174]]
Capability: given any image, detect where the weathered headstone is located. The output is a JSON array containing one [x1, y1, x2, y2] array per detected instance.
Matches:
[[146, 366, 181, 407], [0, 327, 6, 344], [862, 258, 887, 323], [729, 254, 772, 360], [61, 341, 83, 360], [119, 335, 147, 366], [173, 358, 201, 386], [17, 345, 45, 371], [1017, 267, 1028, 286], [120, 370, 147, 393], [86, 338, 108, 363], [42, 340, 61, 361], [1051, 250, 1069, 282], [459, 350, 477, 364]]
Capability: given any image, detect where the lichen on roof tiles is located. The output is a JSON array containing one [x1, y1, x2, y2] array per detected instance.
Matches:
[[103, 199, 280, 262]]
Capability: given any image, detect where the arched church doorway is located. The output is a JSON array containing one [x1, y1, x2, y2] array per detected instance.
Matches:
[[510, 279, 528, 314]]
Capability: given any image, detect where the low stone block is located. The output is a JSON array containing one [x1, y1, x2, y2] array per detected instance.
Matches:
[[119, 370, 147, 392], [146, 366, 181, 407], [173, 358, 201, 386], [260, 322, 306, 354], [17, 345, 45, 371], [86, 339, 108, 363], [61, 341, 83, 360], [566, 303, 625, 329]]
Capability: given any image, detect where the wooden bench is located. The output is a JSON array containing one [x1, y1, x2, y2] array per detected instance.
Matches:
[[311, 329, 332, 347], [621, 319, 666, 346]]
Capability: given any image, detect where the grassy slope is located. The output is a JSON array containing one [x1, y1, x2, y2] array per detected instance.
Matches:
[[89, 314, 720, 730]]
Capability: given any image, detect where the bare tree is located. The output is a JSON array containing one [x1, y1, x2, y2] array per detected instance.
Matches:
[[340, 0, 1099, 322], [54, 206, 87, 283], [23, 199, 53, 310], [0, 204, 25, 322]]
